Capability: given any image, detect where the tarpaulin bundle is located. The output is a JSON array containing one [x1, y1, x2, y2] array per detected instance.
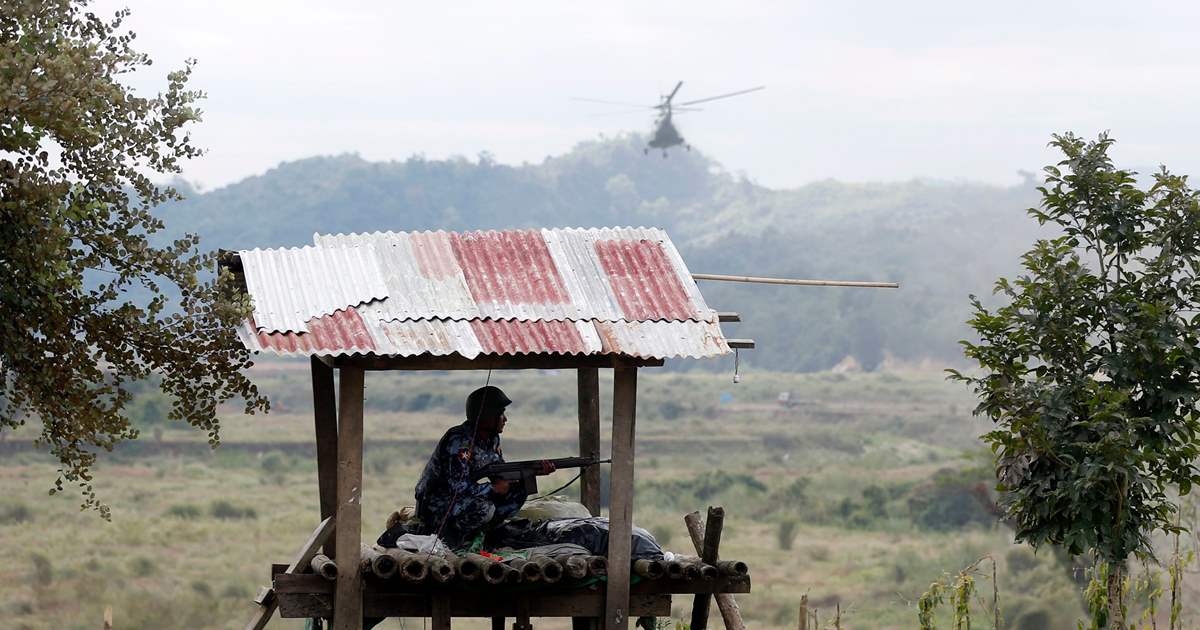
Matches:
[[489, 517, 665, 561]]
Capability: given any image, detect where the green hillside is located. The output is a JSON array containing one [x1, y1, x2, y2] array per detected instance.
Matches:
[[159, 135, 1047, 372]]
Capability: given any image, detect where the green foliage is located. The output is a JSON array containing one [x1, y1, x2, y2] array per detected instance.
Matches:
[[951, 133, 1200, 623], [918, 556, 998, 630], [165, 503, 202, 519], [0, 0, 268, 517], [777, 518, 798, 550], [260, 451, 288, 475], [644, 471, 767, 508], [209, 499, 257, 520], [30, 552, 52, 586], [0, 500, 33, 524], [129, 555, 157, 577], [908, 469, 996, 531]]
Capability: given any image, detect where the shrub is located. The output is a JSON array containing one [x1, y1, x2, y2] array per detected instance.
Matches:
[[166, 504, 203, 519], [657, 400, 686, 421], [30, 553, 52, 586], [210, 500, 257, 520], [0, 501, 33, 525], [129, 556, 157, 577], [535, 395, 564, 415], [650, 525, 675, 547], [777, 519, 798, 550], [365, 451, 392, 476], [260, 451, 287, 474], [907, 472, 995, 531], [191, 580, 212, 596]]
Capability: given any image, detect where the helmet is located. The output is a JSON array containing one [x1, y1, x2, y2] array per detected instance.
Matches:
[[465, 385, 513, 421]]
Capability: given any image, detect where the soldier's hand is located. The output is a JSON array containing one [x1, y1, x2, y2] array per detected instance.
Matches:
[[538, 459, 556, 475], [491, 478, 511, 495]]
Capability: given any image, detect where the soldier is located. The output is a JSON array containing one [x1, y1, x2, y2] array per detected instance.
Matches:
[[414, 385, 554, 548]]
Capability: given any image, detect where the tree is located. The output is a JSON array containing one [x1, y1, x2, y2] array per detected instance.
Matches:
[[0, 0, 267, 517], [950, 132, 1200, 626]]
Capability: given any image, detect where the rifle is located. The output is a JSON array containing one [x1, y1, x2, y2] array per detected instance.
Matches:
[[474, 456, 611, 496]]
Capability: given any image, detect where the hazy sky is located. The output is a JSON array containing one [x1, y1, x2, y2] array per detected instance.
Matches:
[[96, 0, 1200, 191]]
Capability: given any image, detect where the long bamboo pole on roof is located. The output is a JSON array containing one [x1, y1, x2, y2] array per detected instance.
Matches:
[[692, 273, 899, 289]]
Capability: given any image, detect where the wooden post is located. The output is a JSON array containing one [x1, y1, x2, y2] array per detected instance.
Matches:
[[432, 594, 452, 630], [605, 366, 637, 630], [333, 367, 365, 630], [311, 356, 339, 556], [684, 511, 747, 630], [577, 367, 601, 516], [689, 506, 725, 630], [798, 594, 808, 630]]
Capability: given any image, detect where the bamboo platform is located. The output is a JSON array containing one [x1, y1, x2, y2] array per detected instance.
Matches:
[[270, 562, 751, 620]]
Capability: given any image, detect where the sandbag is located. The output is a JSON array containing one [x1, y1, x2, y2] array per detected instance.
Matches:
[[518, 498, 593, 521]]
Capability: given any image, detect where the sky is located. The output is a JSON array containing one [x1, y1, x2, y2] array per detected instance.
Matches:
[[96, 0, 1200, 191]]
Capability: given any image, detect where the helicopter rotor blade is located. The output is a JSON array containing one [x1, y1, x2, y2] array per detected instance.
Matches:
[[586, 107, 659, 118], [571, 97, 656, 108], [674, 85, 765, 107], [665, 81, 684, 103]]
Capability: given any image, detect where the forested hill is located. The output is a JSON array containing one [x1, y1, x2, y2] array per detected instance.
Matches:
[[159, 135, 1045, 372]]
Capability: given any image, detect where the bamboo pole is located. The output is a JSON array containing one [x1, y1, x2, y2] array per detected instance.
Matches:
[[364, 546, 398, 579], [684, 510, 747, 630], [560, 555, 589, 579], [510, 558, 543, 582], [634, 559, 666, 580], [585, 555, 608, 577], [311, 554, 338, 580], [465, 553, 508, 585], [453, 555, 482, 582], [715, 560, 749, 577], [424, 554, 455, 583], [533, 555, 564, 584], [692, 273, 899, 289]]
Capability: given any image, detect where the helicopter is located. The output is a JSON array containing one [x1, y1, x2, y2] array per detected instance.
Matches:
[[574, 81, 765, 157]]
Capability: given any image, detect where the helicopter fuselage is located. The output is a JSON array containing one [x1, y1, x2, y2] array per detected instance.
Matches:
[[648, 113, 684, 149]]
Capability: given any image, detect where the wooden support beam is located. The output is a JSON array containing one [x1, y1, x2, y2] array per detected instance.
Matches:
[[311, 356, 339, 557], [244, 516, 335, 630], [605, 366, 638, 630], [689, 507, 725, 630], [578, 367, 602, 516], [432, 594, 452, 630], [725, 339, 755, 349], [716, 312, 741, 322], [684, 511, 746, 630], [333, 367, 365, 630]]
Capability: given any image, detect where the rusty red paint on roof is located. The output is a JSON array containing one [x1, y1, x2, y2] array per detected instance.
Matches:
[[469, 318, 588, 355], [451, 230, 571, 307], [594, 238, 694, 321], [250, 309, 375, 354]]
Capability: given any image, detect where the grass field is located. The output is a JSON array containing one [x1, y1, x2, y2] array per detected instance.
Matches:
[[1, 361, 1196, 629]]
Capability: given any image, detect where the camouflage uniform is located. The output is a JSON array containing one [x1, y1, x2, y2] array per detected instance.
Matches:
[[415, 420, 527, 547]]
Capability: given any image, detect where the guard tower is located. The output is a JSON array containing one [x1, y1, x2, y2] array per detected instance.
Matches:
[[224, 228, 753, 630]]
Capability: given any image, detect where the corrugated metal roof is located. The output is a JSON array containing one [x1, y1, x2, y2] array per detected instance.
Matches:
[[235, 227, 730, 360], [309, 228, 716, 323], [241, 245, 388, 333]]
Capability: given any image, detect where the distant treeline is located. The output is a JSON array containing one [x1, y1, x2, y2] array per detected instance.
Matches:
[[159, 135, 1048, 372]]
